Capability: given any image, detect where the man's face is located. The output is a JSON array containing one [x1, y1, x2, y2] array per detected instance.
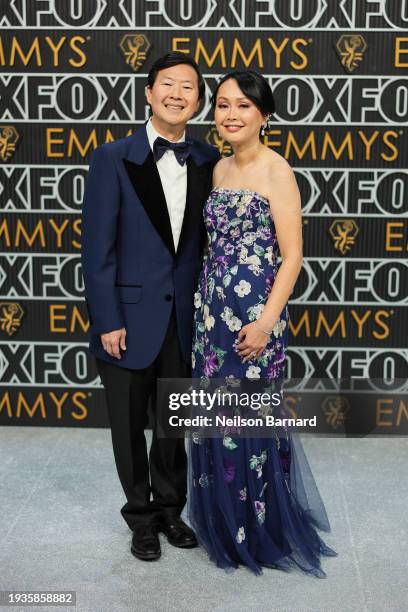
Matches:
[[146, 63, 201, 130]]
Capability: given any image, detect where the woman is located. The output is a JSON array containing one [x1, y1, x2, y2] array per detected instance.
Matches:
[[187, 70, 337, 576]]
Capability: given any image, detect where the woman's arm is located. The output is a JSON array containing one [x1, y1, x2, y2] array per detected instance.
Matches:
[[237, 157, 303, 361], [258, 157, 303, 332]]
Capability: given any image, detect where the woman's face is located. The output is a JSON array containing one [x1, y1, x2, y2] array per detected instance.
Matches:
[[214, 78, 265, 147]]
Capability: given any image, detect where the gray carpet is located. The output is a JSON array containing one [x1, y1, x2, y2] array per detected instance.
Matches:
[[0, 427, 407, 612]]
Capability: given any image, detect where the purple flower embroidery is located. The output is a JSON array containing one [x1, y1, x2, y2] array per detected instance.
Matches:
[[213, 256, 229, 277], [254, 500, 266, 524], [239, 487, 247, 501], [218, 214, 230, 234], [203, 350, 219, 377], [265, 276, 274, 294], [266, 352, 285, 380], [258, 226, 272, 240], [223, 457, 236, 483]]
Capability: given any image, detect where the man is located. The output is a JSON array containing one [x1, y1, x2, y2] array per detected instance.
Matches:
[[81, 52, 220, 561]]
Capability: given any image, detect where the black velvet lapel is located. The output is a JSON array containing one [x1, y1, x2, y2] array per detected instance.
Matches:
[[123, 153, 175, 257], [177, 157, 213, 258]]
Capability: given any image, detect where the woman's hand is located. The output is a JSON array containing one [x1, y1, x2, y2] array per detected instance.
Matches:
[[237, 322, 269, 363]]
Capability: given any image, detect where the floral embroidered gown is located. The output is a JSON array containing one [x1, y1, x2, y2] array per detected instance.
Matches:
[[187, 187, 336, 577]]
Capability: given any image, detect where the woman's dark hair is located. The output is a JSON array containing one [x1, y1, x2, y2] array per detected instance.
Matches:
[[210, 70, 275, 116], [147, 52, 205, 100]]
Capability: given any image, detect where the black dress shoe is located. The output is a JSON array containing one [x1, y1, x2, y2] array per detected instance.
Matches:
[[131, 525, 161, 561], [158, 516, 198, 548]]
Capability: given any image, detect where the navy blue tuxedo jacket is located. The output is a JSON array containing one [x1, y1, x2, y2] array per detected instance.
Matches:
[[81, 125, 220, 369]]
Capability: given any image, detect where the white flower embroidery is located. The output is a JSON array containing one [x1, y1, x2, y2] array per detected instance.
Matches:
[[245, 254, 261, 266], [236, 526, 246, 543], [198, 474, 209, 487], [236, 203, 246, 217], [246, 365, 261, 379], [194, 292, 202, 308], [191, 353, 196, 369], [272, 318, 287, 338], [234, 280, 251, 297], [227, 316, 242, 332], [215, 286, 226, 300], [248, 264, 263, 276], [243, 232, 257, 246], [203, 304, 215, 331], [264, 246, 275, 265], [238, 246, 248, 263], [221, 306, 234, 322], [252, 304, 265, 318]]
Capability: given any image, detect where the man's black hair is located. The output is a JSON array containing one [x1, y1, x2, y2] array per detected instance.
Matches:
[[147, 52, 205, 100]]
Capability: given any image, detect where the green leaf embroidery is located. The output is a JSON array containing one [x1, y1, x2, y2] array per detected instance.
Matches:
[[223, 436, 238, 450], [253, 244, 265, 257]]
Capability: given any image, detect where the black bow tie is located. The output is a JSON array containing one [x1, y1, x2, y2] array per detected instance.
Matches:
[[153, 136, 192, 166]]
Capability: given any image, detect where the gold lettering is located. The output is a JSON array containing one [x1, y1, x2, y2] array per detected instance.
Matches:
[[376, 399, 393, 427], [315, 311, 346, 338], [350, 310, 371, 338], [285, 131, 317, 160], [73, 218, 81, 249], [70, 306, 89, 333], [373, 310, 390, 340], [288, 311, 311, 337], [172, 37, 191, 54], [0, 37, 5, 66], [196, 38, 227, 68], [49, 219, 69, 248], [382, 130, 399, 162], [69, 35, 87, 68], [0, 392, 12, 417], [0, 218, 11, 247], [49, 391, 69, 419], [267, 38, 288, 68], [396, 400, 408, 427], [263, 130, 282, 150], [50, 304, 67, 332], [72, 392, 88, 420], [44, 35, 66, 66], [358, 130, 379, 160], [291, 38, 308, 70], [16, 220, 45, 247], [67, 129, 98, 157], [231, 39, 263, 68], [10, 37, 41, 66], [16, 393, 46, 419], [385, 222, 405, 252], [321, 132, 353, 160], [395, 37, 408, 68], [46, 128, 65, 158]]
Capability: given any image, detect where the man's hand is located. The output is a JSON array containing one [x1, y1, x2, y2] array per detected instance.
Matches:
[[100, 328, 126, 359]]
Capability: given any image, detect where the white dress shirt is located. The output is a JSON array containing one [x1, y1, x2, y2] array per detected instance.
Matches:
[[146, 118, 187, 251]]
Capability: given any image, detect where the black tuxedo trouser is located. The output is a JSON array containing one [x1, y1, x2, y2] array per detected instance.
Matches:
[[95, 309, 189, 531]]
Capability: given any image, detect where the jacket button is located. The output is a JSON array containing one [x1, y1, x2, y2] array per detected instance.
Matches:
[[165, 294, 173, 301]]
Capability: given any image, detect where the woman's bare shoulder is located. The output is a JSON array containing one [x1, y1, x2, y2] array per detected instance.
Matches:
[[262, 147, 293, 176], [212, 156, 230, 184]]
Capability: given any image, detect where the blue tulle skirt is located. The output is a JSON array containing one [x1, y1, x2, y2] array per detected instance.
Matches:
[[184, 431, 337, 577]]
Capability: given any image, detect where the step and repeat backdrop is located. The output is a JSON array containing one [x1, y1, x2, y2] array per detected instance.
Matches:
[[0, 1, 407, 427]]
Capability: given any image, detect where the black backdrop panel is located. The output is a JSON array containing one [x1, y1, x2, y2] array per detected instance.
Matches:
[[0, 1, 407, 426]]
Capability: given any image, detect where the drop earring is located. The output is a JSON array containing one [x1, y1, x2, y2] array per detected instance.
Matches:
[[261, 124, 266, 136]]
